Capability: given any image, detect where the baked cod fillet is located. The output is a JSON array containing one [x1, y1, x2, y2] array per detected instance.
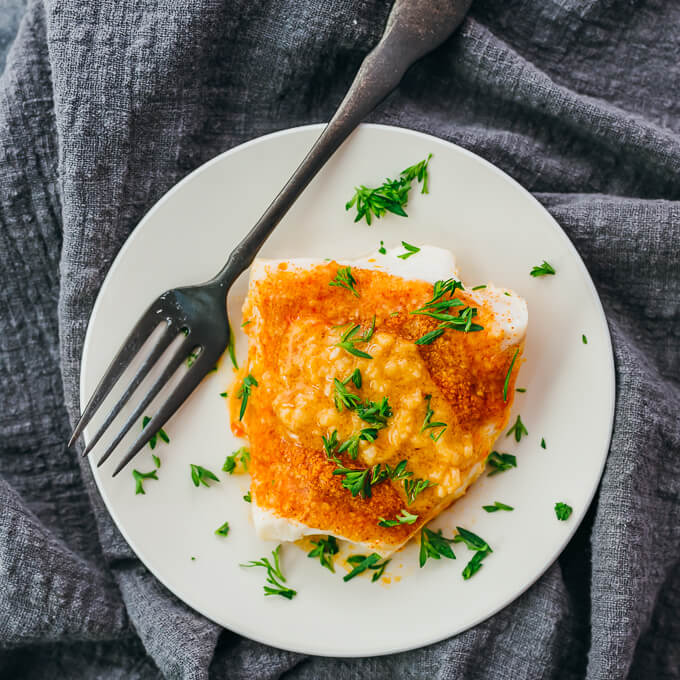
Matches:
[[230, 246, 527, 556]]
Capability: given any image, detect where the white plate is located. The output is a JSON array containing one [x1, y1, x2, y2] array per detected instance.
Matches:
[[81, 124, 615, 657]]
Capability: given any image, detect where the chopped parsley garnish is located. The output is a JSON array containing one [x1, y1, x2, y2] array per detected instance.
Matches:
[[506, 414, 528, 442], [356, 396, 392, 426], [483, 501, 514, 513], [333, 378, 362, 411], [503, 348, 519, 402], [453, 527, 491, 552], [369, 558, 390, 581], [404, 477, 435, 505], [190, 464, 220, 488], [385, 459, 412, 481], [486, 451, 517, 476], [241, 320, 251, 327], [214, 521, 230, 537], [241, 545, 296, 600], [454, 527, 493, 580], [345, 154, 432, 225], [142, 415, 170, 450], [219, 391, 228, 397], [541, 437, 546, 449], [378, 240, 386, 254], [187, 349, 200, 367], [427, 278, 464, 305], [152, 454, 160, 468], [397, 241, 421, 259], [420, 394, 447, 442], [555, 502, 573, 521], [332, 458, 401, 498], [516, 388, 526, 393], [530, 260, 556, 277], [307, 536, 339, 572], [237, 374, 258, 420], [132, 469, 158, 495], [222, 447, 250, 474], [331, 460, 374, 498], [343, 553, 388, 582], [243, 491, 252, 502], [322, 430, 339, 458], [337, 427, 379, 460], [419, 528, 456, 567], [335, 318, 375, 359], [582, 334, 588, 344], [227, 324, 238, 370], [413, 304, 483, 345], [347, 368, 362, 388], [471, 284, 487, 291], [462, 549, 491, 580], [378, 509, 418, 527], [329, 266, 359, 297]]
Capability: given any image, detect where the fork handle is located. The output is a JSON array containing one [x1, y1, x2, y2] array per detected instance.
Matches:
[[213, 0, 472, 287]]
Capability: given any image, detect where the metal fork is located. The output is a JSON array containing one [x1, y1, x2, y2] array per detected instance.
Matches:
[[69, 0, 473, 476]]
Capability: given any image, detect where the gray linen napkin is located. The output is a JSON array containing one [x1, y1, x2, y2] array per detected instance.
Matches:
[[0, 0, 678, 678]]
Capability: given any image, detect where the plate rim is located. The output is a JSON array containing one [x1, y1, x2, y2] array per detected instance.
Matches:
[[80, 122, 616, 657]]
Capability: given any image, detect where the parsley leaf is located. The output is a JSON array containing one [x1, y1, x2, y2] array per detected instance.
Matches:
[[356, 396, 392, 426], [152, 454, 160, 468], [420, 394, 447, 442], [453, 527, 492, 553], [334, 318, 375, 359], [322, 430, 339, 458], [241, 545, 297, 600], [243, 491, 252, 503], [227, 323, 238, 370], [413, 303, 483, 344], [222, 447, 250, 474], [471, 284, 487, 291], [385, 459, 412, 481], [506, 415, 528, 442], [237, 374, 258, 420], [343, 553, 382, 581], [462, 548, 491, 580], [454, 527, 493, 580], [307, 536, 339, 572], [214, 521, 230, 537], [378, 509, 418, 527], [419, 528, 456, 567], [541, 437, 546, 449], [582, 334, 588, 344], [190, 464, 220, 488], [132, 469, 158, 495], [142, 415, 170, 450], [378, 240, 387, 254], [555, 502, 573, 520], [530, 260, 556, 277], [332, 460, 373, 498], [486, 451, 517, 476], [397, 241, 421, 259], [404, 477, 435, 505], [482, 501, 514, 512], [329, 266, 359, 297], [333, 378, 362, 411], [345, 155, 432, 225], [503, 348, 519, 402]]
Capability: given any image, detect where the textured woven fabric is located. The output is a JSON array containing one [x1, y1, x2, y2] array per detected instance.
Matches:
[[1, 0, 679, 678]]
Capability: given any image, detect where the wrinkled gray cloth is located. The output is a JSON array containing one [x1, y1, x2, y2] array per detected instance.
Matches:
[[1, 0, 679, 678]]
